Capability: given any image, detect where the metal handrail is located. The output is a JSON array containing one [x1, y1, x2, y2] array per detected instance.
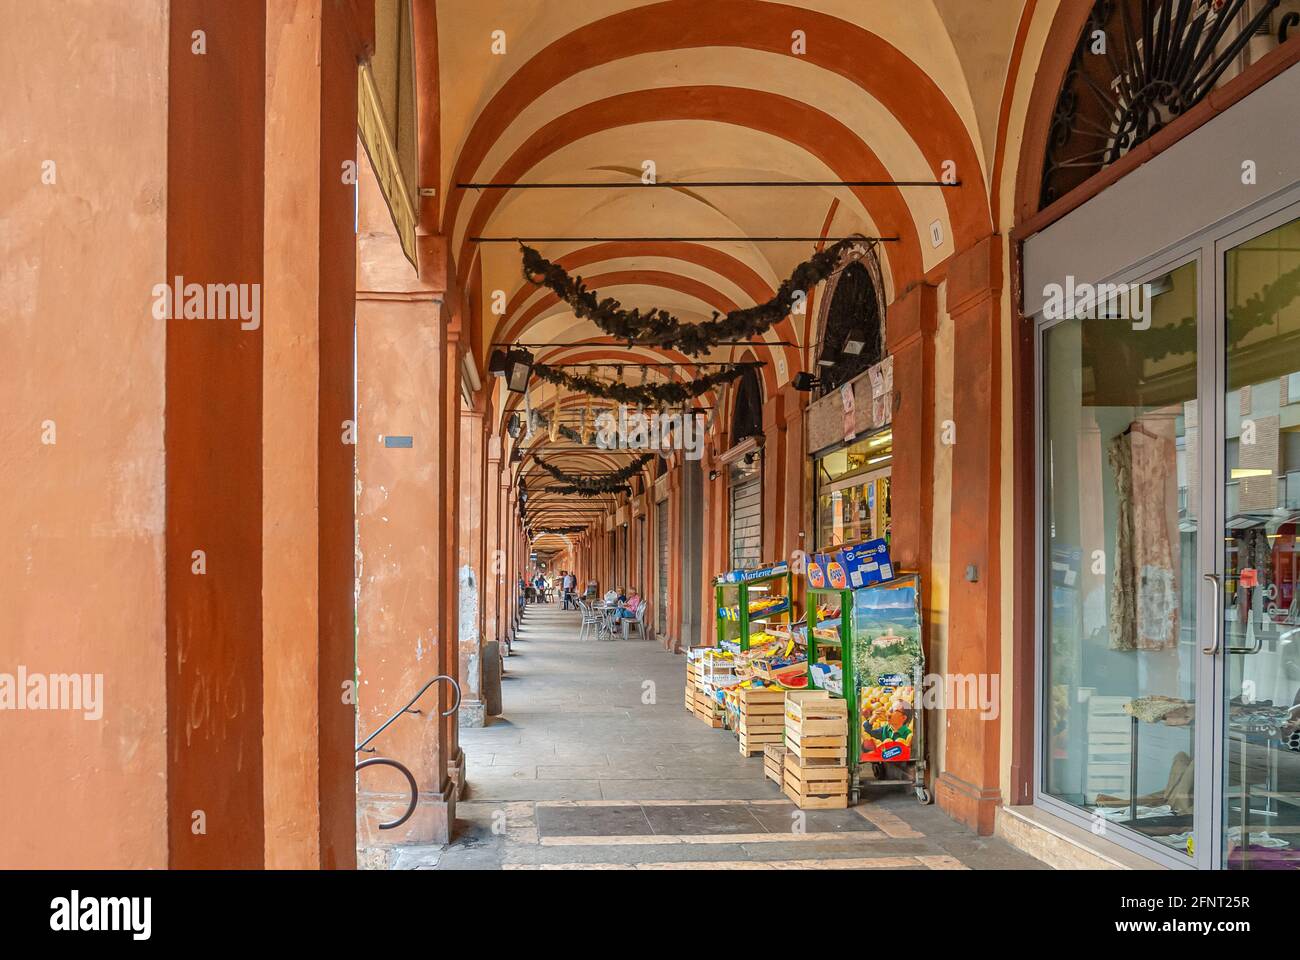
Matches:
[[355, 674, 462, 830]]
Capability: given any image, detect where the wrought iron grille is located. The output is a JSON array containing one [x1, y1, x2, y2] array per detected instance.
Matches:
[[1041, 0, 1289, 208]]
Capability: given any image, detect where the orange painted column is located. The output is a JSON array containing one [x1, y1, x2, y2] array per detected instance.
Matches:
[[442, 326, 465, 793], [355, 217, 459, 846], [762, 393, 788, 562], [500, 456, 515, 642], [457, 408, 486, 727], [934, 237, 1003, 835], [259, 0, 360, 869], [780, 385, 809, 575], [664, 468, 681, 650], [700, 448, 727, 646], [885, 282, 937, 578], [162, 0, 269, 871], [483, 435, 503, 647]]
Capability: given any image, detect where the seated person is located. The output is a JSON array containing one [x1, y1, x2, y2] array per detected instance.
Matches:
[[603, 586, 620, 605], [616, 590, 642, 620]]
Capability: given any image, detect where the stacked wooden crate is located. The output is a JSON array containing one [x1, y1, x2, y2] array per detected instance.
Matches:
[[736, 686, 787, 756], [782, 691, 849, 809], [763, 743, 788, 785], [693, 687, 724, 727], [685, 656, 699, 713], [691, 649, 732, 728]]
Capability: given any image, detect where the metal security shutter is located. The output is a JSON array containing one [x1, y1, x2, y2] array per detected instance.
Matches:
[[729, 474, 762, 570], [656, 498, 670, 636]]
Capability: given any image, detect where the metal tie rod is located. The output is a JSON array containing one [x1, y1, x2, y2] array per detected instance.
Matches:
[[472, 236, 898, 244], [458, 180, 959, 189]]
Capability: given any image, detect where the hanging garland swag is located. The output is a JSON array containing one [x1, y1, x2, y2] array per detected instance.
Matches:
[[545, 483, 633, 498], [534, 452, 655, 488], [531, 363, 743, 404], [520, 236, 867, 356]]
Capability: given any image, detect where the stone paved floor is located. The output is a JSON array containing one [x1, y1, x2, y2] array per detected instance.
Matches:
[[422, 604, 1045, 870]]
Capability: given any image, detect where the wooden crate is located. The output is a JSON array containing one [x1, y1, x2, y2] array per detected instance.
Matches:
[[737, 687, 787, 756], [685, 683, 695, 712], [783, 753, 849, 809], [763, 743, 788, 785], [785, 690, 849, 724], [692, 687, 724, 728], [784, 691, 848, 760]]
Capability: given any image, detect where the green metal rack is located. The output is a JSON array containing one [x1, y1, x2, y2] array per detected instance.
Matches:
[[713, 568, 795, 652]]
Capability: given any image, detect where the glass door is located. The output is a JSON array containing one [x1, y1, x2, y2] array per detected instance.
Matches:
[[1040, 257, 1205, 865], [1217, 208, 1300, 870]]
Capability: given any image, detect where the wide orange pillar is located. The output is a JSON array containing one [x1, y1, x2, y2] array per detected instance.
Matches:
[[934, 237, 1003, 835], [355, 189, 459, 847]]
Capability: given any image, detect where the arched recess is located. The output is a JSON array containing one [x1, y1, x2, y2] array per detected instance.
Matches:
[[812, 242, 887, 396], [729, 360, 764, 445]]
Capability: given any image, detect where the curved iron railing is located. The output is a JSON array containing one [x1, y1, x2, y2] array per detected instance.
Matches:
[[354, 674, 462, 830]]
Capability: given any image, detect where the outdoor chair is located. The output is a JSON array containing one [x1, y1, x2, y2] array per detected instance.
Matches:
[[621, 602, 649, 641], [577, 599, 602, 642]]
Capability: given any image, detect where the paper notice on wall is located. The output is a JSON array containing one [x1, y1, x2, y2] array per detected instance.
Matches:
[[872, 393, 890, 426], [841, 382, 856, 442]]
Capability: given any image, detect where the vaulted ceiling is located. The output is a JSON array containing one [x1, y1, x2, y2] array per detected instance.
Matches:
[[421, 0, 1032, 543]]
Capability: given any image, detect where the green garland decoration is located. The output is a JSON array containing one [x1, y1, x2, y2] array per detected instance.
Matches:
[[521, 236, 866, 356], [545, 483, 632, 498], [531, 362, 744, 403], [534, 453, 654, 489]]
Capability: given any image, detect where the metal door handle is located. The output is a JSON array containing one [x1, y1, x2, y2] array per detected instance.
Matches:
[[1226, 615, 1266, 655], [1202, 573, 1221, 655]]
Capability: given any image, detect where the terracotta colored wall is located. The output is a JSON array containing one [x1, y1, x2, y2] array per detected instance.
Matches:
[[165, 0, 267, 868], [0, 0, 170, 869]]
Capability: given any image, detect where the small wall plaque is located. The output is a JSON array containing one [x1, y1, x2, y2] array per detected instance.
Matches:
[[383, 435, 414, 448]]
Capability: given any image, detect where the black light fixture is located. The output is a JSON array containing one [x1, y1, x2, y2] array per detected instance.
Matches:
[[708, 469, 719, 482], [792, 371, 820, 392], [505, 348, 534, 394], [509, 445, 523, 463], [506, 412, 521, 439], [488, 349, 509, 376]]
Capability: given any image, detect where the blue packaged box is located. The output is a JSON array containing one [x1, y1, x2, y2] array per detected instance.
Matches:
[[838, 538, 893, 589]]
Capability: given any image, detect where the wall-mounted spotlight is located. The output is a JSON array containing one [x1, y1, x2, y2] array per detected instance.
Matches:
[[792, 371, 820, 392], [842, 339, 866, 356], [708, 469, 719, 482], [506, 412, 521, 439], [505, 348, 534, 394], [488, 349, 509, 377], [509, 445, 523, 463]]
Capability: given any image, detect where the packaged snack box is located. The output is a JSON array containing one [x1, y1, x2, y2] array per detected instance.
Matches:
[[837, 538, 893, 589], [806, 553, 831, 589]]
